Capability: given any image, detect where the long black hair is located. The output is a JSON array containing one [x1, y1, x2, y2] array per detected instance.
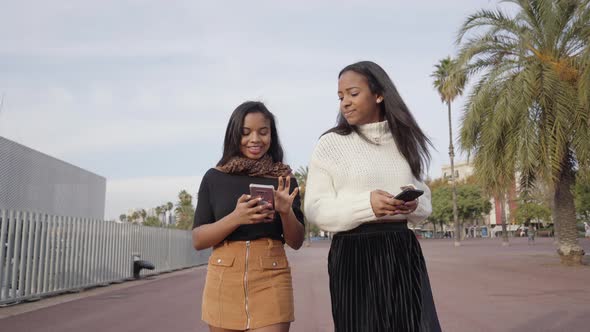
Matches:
[[325, 61, 432, 180], [217, 101, 284, 166]]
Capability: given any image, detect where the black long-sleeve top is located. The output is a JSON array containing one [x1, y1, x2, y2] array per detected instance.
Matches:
[[193, 168, 304, 242]]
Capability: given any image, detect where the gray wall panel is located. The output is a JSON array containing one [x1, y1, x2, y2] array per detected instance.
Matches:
[[0, 136, 105, 219]]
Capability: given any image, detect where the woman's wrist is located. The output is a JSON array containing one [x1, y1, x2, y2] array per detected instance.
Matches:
[[278, 208, 293, 220], [224, 211, 242, 227]]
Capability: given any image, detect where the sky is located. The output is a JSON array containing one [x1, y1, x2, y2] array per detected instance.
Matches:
[[0, 0, 505, 220]]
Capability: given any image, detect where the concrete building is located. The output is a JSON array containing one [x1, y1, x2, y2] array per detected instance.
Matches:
[[441, 161, 474, 182], [440, 160, 517, 230], [0, 136, 106, 219]]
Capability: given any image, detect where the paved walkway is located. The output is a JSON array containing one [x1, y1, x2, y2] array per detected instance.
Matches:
[[1, 237, 589, 331]]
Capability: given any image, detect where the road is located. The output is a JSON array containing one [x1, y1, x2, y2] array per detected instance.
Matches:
[[1, 237, 589, 332]]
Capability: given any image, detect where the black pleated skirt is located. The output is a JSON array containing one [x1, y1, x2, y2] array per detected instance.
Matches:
[[328, 222, 442, 332]]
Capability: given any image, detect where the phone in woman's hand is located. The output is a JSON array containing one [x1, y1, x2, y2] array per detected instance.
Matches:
[[394, 188, 424, 201], [249, 184, 275, 207]]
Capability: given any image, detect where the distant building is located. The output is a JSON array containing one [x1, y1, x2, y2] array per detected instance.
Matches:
[[166, 210, 176, 225], [0, 136, 106, 219], [441, 161, 474, 182], [148, 207, 169, 224], [440, 160, 516, 227]]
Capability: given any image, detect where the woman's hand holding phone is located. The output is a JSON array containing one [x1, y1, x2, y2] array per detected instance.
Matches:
[[398, 199, 418, 215], [370, 188, 420, 217], [370, 190, 405, 217], [245, 176, 299, 223], [274, 176, 299, 215], [233, 194, 275, 225], [393, 186, 422, 214]]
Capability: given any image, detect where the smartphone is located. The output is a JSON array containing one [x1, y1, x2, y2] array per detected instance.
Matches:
[[249, 184, 275, 207], [394, 188, 424, 201]]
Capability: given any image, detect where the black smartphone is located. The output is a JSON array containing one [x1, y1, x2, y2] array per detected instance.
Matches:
[[394, 188, 424, 201]]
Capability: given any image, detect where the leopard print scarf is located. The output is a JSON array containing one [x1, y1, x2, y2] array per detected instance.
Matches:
[[218, 155, 292, 177]]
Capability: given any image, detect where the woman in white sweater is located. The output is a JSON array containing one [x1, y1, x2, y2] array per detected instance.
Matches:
[[304, 61, 441, 332]]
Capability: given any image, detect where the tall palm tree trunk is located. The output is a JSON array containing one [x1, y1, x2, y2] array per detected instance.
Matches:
[[448, 102, 460, 246], [499, 193, 509, 246], [552, 195, 560, 245], [554, 154, 585, 265]]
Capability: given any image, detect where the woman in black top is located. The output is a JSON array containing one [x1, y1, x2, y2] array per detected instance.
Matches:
[[192, 101, 304, 332]]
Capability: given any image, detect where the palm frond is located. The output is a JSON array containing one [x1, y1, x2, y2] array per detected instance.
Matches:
[[457, 7, 523, 44], [458, 0, 589, 194]]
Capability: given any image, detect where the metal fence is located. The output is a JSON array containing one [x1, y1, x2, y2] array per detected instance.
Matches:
[[0, 209, 210, 305]]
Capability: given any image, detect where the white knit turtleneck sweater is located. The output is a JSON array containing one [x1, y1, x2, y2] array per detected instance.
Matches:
[[304, 120, 432, 233]]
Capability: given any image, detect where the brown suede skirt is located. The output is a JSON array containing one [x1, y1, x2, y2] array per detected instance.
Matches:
[[202, 238, 294, 330]]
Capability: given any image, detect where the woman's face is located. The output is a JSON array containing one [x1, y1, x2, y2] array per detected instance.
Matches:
[[240, 112, 271, 160], [337, 70, 383, 126]]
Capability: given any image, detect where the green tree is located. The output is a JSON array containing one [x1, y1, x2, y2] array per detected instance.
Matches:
[[156, 204, 170, 224], [430, 186, 452, 237], [514, 199, 552, 225], [119, 214, 127, 223], [166, 201, 174, 224], [430, 180, 492, 238], [175, 190, 195, 230], [293, 166, 308, 205], [139, 209, 147, 223], [293, 166, 316, 241], [457, 0, 590, 264], [131, 211, 140, 224], [143, 216, 162, 227], [457, 184, 493, 227], [432, 56, 467, 246]]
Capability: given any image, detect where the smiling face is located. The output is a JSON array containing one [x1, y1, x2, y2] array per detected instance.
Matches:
[[239, 112, 271, 160], [337, 70, 383, 126]]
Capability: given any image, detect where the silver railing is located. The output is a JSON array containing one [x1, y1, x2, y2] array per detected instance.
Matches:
[[0, 209, 210, 305]]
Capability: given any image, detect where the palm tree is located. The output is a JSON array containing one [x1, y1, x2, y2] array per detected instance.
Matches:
[[131, 211, 140, 224], [139, 209, 147, 223], [432, 56, 466, 246], [175, 190, 195, 230], [166, 201, 174, 225], [293, 166, 310, 244], [461, 83, 514, 246], [293, 166, 309, 203], [155, 206, 163, 223], [457, 0, 590, 264]]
